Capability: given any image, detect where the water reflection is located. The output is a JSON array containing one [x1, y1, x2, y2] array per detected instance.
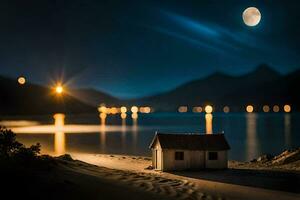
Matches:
[[121, 115, 127, 150], [246, 113, 258, 161], [132, 114, 138, 150], [100, 129, 106, 152], [99, 113, 107, 127], [8, 112, 299, 161], [53, 114, 66, 155], [205, 113, 213, 134], [284, 114, 291, 147]]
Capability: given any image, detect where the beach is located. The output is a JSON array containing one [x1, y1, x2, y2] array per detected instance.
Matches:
[[68, 152, 300, 200], [1, 148, 300, 200]]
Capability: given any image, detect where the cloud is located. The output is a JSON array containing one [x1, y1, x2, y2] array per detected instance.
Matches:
[[150, 10, 261, 56]]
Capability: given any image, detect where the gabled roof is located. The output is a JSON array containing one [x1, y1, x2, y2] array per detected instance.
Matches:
[[149, 133, 230, 151]]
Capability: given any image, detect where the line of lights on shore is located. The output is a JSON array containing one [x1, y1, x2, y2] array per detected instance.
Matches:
[[179, 104, 292, 113], [98, 105, 152, 120]]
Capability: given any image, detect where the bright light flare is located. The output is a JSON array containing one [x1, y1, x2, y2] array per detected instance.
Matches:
[[246, 105, 254, 113], [205, 105, 213, 114], [284, 105, 291, 113], [120, 106, 127, 113], [98, 106, 107, 113], [55, 86, 64, 94], [131, 106, 138, 113]]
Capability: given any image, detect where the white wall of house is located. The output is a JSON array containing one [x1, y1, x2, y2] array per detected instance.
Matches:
[[161, 149, 205, 171], [152, 140, 163, 170], [205, 150, 228, 169], [152, 142, 228, 171]]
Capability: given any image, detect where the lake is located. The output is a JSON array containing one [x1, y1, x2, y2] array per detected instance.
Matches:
[[1, 112, 299, 161]]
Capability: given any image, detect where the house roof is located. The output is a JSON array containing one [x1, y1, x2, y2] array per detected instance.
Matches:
[[149, 133, 230, 151]]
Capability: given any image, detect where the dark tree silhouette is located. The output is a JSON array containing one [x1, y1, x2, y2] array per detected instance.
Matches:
[[0, 126, 40, 160]]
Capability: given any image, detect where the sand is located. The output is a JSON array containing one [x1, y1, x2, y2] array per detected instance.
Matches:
[[71, 153, 300, 200]]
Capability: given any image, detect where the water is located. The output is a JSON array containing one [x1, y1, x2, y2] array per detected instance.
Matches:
[[1, 112, 299, 161]]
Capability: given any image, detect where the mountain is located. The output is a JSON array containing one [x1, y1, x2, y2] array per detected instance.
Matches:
[[0, 76, 96, 115], [69, 88, 121, 107], [129, 64, 299, 112], [1, 64, 299, 115]]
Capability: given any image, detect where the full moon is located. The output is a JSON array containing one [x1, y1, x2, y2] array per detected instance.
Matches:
[[242, 7, 261, 26]]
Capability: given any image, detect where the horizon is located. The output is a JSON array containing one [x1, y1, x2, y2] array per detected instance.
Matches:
[[1, 62, 297, 99]]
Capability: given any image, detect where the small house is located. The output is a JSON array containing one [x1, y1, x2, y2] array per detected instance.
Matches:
[[149, 133, 230, 171]]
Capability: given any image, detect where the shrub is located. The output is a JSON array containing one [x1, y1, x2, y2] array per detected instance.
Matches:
[[0, 126, 41, 162]]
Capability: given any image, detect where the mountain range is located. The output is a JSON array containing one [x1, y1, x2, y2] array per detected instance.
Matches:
[[128, 64, 300, 112], [1, 64, 299, 115]]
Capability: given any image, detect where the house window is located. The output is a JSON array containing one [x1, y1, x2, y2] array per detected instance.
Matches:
[[175, 152, 184, 160], [208, 152, 218, 160]]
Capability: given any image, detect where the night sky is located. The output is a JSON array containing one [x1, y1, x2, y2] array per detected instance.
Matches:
[[0, 0, 300, 98]]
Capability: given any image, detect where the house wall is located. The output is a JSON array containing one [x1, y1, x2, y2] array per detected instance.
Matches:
[[161, 149, 205, 171], [152, 140, 162, 170], [151, 140, 228, 171], [205, 150, 228, 169]]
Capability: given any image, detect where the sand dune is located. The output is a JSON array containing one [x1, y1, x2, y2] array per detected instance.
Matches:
[[60, 157, 219, 200]]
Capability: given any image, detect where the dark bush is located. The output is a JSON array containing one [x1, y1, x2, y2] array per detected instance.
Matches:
[[0, 126, 41, 163]]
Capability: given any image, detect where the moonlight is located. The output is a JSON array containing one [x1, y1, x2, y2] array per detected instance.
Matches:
[[243, 7, 261, 26]]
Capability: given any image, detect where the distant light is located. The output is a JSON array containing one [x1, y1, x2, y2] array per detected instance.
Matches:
[[263, 105, 270, 113], [139, 106, 151, 113], [273, 105, 280, 113], [178, 106, 188, 113], [223, 106, 230, 113], [120, 106, 127, 113], [131, 106, 138, 113], [246, 105, 254, 113], [284, 104, 291, 113], [56, 86, 63, 94], [18, 76, 26, 85], [98, 106, 107, 113], [205, 105, 213, 114], [121, 113, 127, 119], [192, 106, 202, 113], [144, 107, 151, 113], [53, 113, 65, 127], [109, 107, 118, 115]]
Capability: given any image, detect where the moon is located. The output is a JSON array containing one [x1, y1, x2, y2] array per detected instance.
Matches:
[[242, 7, 261, 26]]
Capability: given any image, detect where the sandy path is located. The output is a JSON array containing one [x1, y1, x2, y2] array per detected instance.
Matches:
[[71, 153, 300, 200]]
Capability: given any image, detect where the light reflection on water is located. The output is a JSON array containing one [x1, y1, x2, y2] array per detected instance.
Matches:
[[53, 114, 66, 155], [205, 113, 213, 134], [284, 114, 291, 147], [3, 112, 300, 161], [246, 113, 258, 160]]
